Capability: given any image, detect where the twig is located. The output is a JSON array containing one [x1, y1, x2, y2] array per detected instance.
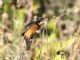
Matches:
[[25, 0, 33, 25]]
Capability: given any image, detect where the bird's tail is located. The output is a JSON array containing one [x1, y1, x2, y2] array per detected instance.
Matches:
[[25, 39, 31, 50]]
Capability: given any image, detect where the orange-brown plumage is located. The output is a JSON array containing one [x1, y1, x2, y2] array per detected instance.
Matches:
[[21, 17, 47, 50], [23, 24, 40, 39]]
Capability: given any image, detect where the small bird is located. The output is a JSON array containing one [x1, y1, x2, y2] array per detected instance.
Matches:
[[21, 17, 47, 50]]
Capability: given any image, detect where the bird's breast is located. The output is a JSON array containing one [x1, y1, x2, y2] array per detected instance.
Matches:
[[24, 24, 40, 38]]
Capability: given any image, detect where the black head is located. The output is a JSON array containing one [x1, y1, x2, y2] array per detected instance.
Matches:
[[33, 17, 48, 26]]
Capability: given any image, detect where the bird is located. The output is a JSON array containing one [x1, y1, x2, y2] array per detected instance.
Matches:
[[21, 16, 47, 50]]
